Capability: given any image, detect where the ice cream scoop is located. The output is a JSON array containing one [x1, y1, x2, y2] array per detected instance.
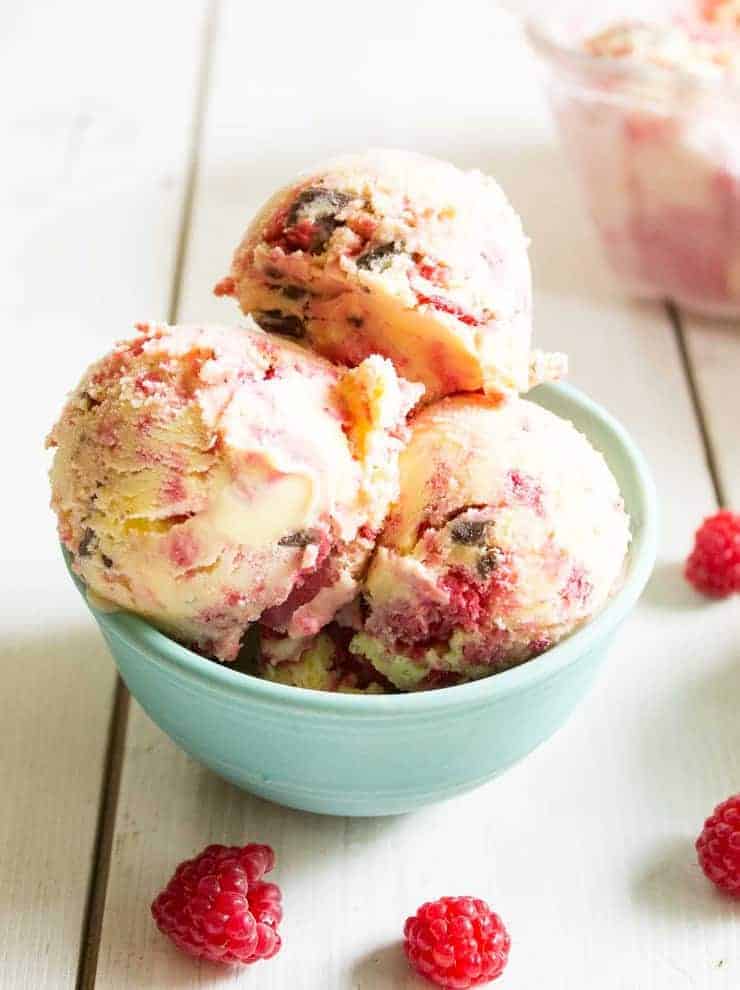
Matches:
[[351, 395, 630, 690], [48, 319, 421, 660], [215, 149, 561, 403]]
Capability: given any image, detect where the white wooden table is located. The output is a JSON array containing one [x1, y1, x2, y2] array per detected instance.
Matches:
[[3, 1, 739, 987]]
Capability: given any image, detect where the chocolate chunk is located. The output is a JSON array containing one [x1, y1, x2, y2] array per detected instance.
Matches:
[[477, 548, 504, 580], [254, 310, 306, 339], [80, 391, 102, 410], [356, 242, 400, 272], [280, 285, 307, 300], [450, 519, 487, 545], [101, 554, 113, 568], [78, 528, 96, 557], [347, 315, 364, 328], [287, 186, 352, 255], [264, 264, 283, 280], [287, 186, 351, 226], [278, 530, 317, 548], [311, 225, 334, 254]]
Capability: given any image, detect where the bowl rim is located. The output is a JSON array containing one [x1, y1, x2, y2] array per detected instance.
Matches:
[[73, 381, 658, 716], [525, 16, 740, 102]]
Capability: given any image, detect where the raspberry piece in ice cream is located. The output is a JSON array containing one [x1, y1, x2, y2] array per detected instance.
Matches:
[[216, 148, 565, 403], [151, 841, 282, 965]]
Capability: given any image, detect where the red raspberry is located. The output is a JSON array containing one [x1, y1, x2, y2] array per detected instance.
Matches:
[[685, 510, 740, 598], [403, 896, 510, 988], [151, 843, 282, 965], [696, 795, 740, 896]]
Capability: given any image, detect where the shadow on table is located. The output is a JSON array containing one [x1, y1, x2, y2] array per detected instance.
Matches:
[[631, 645, 740, 920], [349, 940, 422, 990], [177, 757, 415, 879], [631, 835, 740, 923], [641, 561, 710, 611]]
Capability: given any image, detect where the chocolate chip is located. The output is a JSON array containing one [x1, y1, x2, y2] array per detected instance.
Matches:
[[278, 530, 317, 548], [287, 186, 351, 226], [450, 520, 487, 545], [264, 264, 283, 280], [280, 285, 307, 300], [78, 528, 96, 557], [347, 315, 364, 328], [254, 310, 306, 339], [286, 186, 353, 255], [356, 242, 400, 272], [101, 554, 113, 568], [477, 548, 504, 579], [80, 391, 101, 409]]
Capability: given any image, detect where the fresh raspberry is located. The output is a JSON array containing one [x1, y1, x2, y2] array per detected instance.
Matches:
[[685, 510, 740, 598], [151, 843, 282, 965], [696, 795, 740, 896], [403, 896, 510, 988]]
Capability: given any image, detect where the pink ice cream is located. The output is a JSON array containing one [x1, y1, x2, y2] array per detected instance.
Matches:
[[215, 149, 564, 402], [351, 396, 630, 690], [48, 319, 421, 660]]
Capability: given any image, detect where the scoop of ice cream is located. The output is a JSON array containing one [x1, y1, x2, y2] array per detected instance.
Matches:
[[48, 319, 421, 660], [215, 149, 557, 403], [258, 625, 390, 694], [352, 396, 630, 691]]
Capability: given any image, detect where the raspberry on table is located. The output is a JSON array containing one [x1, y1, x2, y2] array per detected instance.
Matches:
[[151, 842, 282, 965], [696, 795, 740, 896], [403, 896, 510, 988], [685, 510, 740, 598]]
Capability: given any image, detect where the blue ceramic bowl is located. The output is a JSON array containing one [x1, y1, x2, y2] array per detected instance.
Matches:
[[71, 383, 657, 817]]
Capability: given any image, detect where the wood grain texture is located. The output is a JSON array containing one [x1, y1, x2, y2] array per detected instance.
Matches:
[[0, 1, 209, 987], [91, 2, 740, 988], [682, 316, 740, 506]]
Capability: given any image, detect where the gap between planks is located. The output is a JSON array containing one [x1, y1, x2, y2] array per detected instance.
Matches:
[[74, 2, 221, 987], [665, 302, 727, 509]]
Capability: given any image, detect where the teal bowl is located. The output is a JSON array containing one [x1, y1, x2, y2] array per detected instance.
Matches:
[[71, 383, 658, 817]]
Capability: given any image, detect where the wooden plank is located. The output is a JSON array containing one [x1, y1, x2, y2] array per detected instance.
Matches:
[[0, 2, 210, 987], [95, 2, 740, 988], [681, 315, 740, 506]]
